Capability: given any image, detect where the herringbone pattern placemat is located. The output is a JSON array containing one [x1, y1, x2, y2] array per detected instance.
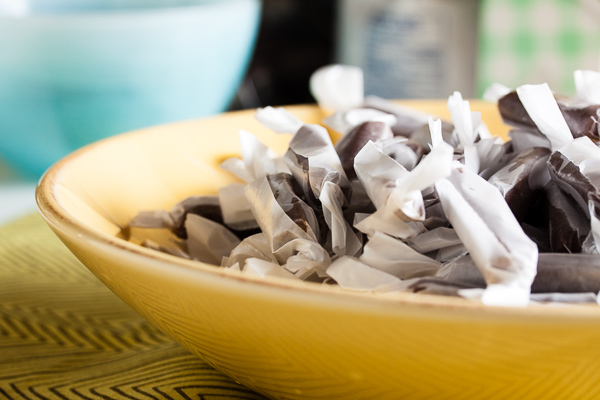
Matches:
[[0, 213, 265, 400]]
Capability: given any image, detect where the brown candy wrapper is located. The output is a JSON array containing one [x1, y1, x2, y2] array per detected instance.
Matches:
[[435, 163, 538, 306]]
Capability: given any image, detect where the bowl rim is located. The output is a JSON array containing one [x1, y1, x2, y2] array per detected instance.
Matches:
[[35, 105, 600, 321], [0, 0, 258, 20]]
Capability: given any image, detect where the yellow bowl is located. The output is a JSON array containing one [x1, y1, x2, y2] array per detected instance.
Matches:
[[36, 101, 600, 400]]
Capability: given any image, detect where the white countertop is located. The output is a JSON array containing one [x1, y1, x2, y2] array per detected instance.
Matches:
[[0, 182, 37, 226], [0, 162, 38, 226]]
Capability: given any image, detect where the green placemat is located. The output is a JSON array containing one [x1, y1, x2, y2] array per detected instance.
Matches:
[[477, 0, 600, 97], [0, 213, 265, 400]]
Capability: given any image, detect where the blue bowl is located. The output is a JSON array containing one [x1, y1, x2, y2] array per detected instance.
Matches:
[[0, 0, 261, 179]]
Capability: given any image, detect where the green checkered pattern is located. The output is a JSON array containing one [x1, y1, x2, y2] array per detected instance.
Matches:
[[477, 0, 600, 97]]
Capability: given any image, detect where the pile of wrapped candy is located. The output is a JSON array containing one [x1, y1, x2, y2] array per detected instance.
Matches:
[[127, 66, 600, 307]]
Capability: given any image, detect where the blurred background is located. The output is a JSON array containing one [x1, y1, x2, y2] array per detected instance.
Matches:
[[2, 0, 600, 222], [231, 0, 600, 107]]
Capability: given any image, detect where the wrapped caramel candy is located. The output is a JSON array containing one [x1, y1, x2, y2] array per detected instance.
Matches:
[[127, 65, 600, 307]]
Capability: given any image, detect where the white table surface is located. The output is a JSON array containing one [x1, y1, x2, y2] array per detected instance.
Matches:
[[0, 162, 38, 226], [0, 182, 37, 226]]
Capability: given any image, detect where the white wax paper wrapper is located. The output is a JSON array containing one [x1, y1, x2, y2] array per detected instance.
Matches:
[[168, 196, 221, 231], [555, 136, 600, 214], [360, 231, 441, 279], [434, 254, 485, 284], [326, 256, 404, 292], [185, 214, 241, 265], [574, 70, 600, 105], [354, 211, 419, 239], [436, 244, 468, 263], [477, 121, 493, 140], [589, 200, 600, 254], [127, 211, 187, 258], [460, 289, 598, 305], [275, 238, 331, 279], [255, 106, 304, 134], [222, 233, 278, 269], [218, 183, 258, 231], [508, 129, 552, 155], [558, 135, 600, 169], [363, 95, 431, 130], [128, 209, 172, 229], [287, 124, 350, 198], [476, 137, 510, 179], [408, 227, 462, 254], [463, 145, 480, 174], [582, 231, 598, 255], [227, 263, 241, 271], [243, 258, 298, 280], [482, 83, 512, 103], [354, 141, 453, 214], [447, 92, 487, 173], [444, 94, 499, 177], [354, 138, 453, 238], [428, 118, 444, 149], [323, 108, 398, 135], [353, 141, 416, 237], [130, 196, 222, 231], [286, 124, 361, 256], [489, 164, 524, 199], [435, 163, 538, 306], [246, 175, 320, 255], [458, 285, 532, 307], [378, 137, 421, 171], [530, 292, 599, 304], [128, 195, 226, 246], [516, 83, 573, 150], [142, 238, 189, 260], [310, 64, 364, 112], [320, 181, 363, 256], [221, 130, 289, 183], [447, 92, 477, 147]]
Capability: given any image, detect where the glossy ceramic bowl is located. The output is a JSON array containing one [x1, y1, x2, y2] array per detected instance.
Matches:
[[0, 0, 261, 178], [37, 102, 600, 400]]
